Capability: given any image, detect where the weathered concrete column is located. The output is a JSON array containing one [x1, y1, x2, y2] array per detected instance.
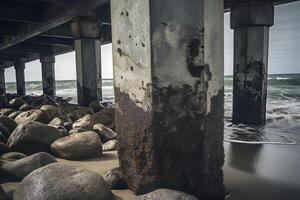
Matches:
[[40, 55, 56, 96], [14, 61, 26, 96], [231, 2, 274, 125], [0, 68, 5, 95], [71, 17, 102, 106], [111, 0, 224, 199]]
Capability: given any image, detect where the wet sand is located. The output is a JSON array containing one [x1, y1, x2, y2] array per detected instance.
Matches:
[[57, 142, 300, 200]]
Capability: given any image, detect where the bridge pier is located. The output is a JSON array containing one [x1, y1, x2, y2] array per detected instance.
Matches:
[[40, 55, 56, 96], [0, 68, 5, 95], [14, 61, 26, 96], [72, 17, 102, 106], [111, 0, 224, 198], [231, 1, 274, 125]]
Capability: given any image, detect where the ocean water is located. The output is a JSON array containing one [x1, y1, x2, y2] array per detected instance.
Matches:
[[5, 74, 300, 143]]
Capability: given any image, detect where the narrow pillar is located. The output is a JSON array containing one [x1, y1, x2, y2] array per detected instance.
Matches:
[[231, 2, 274, 125], [14, 61, 26, 96], [40, 55, 56, 96], [0, 68, 5, 95], [111, 0, 224, 199], [71, 17, 102, 106]]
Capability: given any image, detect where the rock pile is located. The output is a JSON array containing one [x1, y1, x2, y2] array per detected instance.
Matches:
[[0, 94, 119, 199]]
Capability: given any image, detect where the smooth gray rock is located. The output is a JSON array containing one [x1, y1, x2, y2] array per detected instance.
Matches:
[[7, 121, 63, 154], [14, 109, 51, 124], [0, 132, 7, 143], [1, 152, 26, 161], [8, 111, 22, 119], [1, 152, 57, 181], [63, 105, 94, 122], [0, 142, 10, 155], [48, 117, 64, 127], [72, 114, 92, 129], [30, 95, 57, 108], [1, 182, 19, 200], [40, 105, 69, 121], [0, 116, 17, 132], [104, 167, 127, 189], [103, 139, 118, 151], [51, 131, 102, 160], [93, 124, 117, 143], [91, 108, 115, 128], [0, 123, 11, 138], [19, 104, 33, 112], [0, 109, 15, 117], [0, 185, 9, 200], [13, 163, 113, 200], [68, 126, 92, 135], [64, 122, 73, 131], [142, 189, 198, 200], [9, 97, 26, 109]]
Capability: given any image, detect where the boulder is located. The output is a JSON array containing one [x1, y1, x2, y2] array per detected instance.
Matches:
[[0, 116, 17, 132], [51, 131, 102, 160], [72, 114, 92, 129], [1, 152, 26, 161], [0, 96, 9, 108], [0, 142, 10, 155], [64, 122, 73, 131], [30, 95, 57, 108], [91, 108, 115, 127], [7, 121, 63, 154], [1, 182, 19, 200], [1, 152, 57, 181], [93, 124, 117, 143], [103, 167, 127, 189], [103, 140, 118, 151], [55, 125, 68, 136], [13, 163, 113, 200], [0, 108, 15, 116], [63, 105, 94, 122], [8, 111, 22, 119], [0, 185, 8, 200], [0, 124, 11, 138], [9, 97, 26, 109], [0, 132, 7, 143], [89, 101, 104, 113], [48, 117, 64, 127], [69, 127, 91, 135], [40, 105, 69, 121], [141, 189, 198, 200], [19, 103, 33, 111], [14, 109, 51, 124]]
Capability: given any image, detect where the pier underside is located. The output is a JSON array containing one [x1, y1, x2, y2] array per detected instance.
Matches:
[[0, 0, 299, 199]]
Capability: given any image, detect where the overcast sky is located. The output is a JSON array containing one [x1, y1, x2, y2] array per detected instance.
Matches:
[[4, 1, 300, 82]]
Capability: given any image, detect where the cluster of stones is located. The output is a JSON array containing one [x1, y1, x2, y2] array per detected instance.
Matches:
[[0, 93, 118, 200], [0, 93, 197, 199]]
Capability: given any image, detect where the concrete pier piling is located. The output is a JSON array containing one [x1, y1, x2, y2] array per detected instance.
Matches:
[[72, 17, 102, 106], [111, 0, 224, 198], [0, 68, 5, 95], [40, 55, 56, 96], [231, 1, 274, 125], [14, 61, 26, 96]]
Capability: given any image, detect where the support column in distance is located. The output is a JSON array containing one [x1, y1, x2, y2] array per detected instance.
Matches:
[[0, 68, 5, 95], [40, 54, 56, 96], [231, 1, 274, 125], [14, 61, 26, 96], [71, 17, 102, 106]]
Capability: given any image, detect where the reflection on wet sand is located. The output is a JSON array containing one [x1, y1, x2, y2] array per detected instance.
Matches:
[[224, 142, 300, 200]]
